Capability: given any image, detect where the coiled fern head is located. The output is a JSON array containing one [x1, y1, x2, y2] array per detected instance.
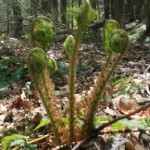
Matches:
[[28, 47, 46, 74], [63, 35, 75, 56], [110, 29, 129, 53], [47, 57, 57, 76], [31, 15, 56, 52]]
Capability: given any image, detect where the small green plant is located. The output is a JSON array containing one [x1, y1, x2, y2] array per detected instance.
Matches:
[[0, 56, 24, 89], [27, 0, 129, 146]]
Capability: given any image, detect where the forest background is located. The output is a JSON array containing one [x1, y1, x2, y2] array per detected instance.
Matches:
[[0, 0, 150, 37], [0, 0, 150, 150]]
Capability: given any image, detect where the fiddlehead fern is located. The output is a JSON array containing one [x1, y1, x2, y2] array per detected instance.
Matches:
[[64, 0, 98, 142], [31, 15, 56, 52], [85, 21, 129, 134], [47, 57, 57, 76], [63, 35, 75, 58], [103, 20, 120, 54], [28, 47, 61, 144], [27, 1, 129, 146], [28, 16, 62, 144], [110, 29, 129, 53], [28, 47, 46, 74]]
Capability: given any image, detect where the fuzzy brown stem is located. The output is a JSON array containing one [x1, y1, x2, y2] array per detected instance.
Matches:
[[86, 51, 126, 134]]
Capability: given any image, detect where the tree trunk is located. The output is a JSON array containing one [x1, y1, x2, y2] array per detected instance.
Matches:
[[110, 0, 114, 18], [78, 0, 82, 6], [51, 0, 58, 22], [30, 0, 40, 17], [134, 0, 143, 21], [90, 0, 97, 9], [111, 0, 125, 28], [104, 0, 110, 19], [60, 0, 67, 24], [41, 0, 50, 14], [6, 0, 11, 34], [126, 0, 135, 22], [12, 0, 23, 37], [144, 0, 150, 34]]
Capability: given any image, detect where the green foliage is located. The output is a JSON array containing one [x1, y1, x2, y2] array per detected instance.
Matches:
[[144, 119, 150, 127], [112, 122, 126, 130], [53, 61, 69, 82], [67, 0, 98, 29], [10, 139, 37, 150], [113, 76, 134, 84], [34, 119, 50, 131], [61, 117, 70, 125], [118, 119, 147, 130], [103, 20, 120, 54], [94, 116, 109, 128], [82, 30, 101, 43], [10, 139, 26, 148], [2, 134, 28, 150], [76, 1, 98, 31], [113, 76, 142, 98], [76, 118, 85, 129], [0, 56, 24, 88]]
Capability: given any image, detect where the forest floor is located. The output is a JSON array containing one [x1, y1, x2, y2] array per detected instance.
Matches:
[[0, 21, 150, 150]]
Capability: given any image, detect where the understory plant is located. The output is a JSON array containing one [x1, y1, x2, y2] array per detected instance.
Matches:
[[27, 0, 129, 146]]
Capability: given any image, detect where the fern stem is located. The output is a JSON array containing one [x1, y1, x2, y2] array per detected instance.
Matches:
[[68, 1, 91, 142], [32, 72, 61, 144], [36, 84, 61, 144], [69, 28, 83, 143], [87, 51, 126, 134]]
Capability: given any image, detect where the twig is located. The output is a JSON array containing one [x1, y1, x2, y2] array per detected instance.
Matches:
[[52, 144, 70, 150], [144, 64, 150, 75], [93, 142, 101, 150], [27, 134, 49, 144], [12, 146, 20, 150], [95, 102, 150, 132], [72, 102, 150, 150], [99, 128, 150, 134], [138, 100, 150, 105], [143, 64, 150, 95], [12, 134, 49, 150]]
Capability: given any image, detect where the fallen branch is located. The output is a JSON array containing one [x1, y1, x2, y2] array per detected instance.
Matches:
[[99, 128, 150, 134], [72, 102, 150, 150], [89, 20, 106, 31], [27, 134, 49, 145], [96, 102, 150, 132], [12, 134, 49, 150], [143, 64, 150, 95]]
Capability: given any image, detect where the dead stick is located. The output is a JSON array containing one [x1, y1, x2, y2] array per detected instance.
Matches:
[[72, 102, 150, 150], [99, 128, 150, 134], [96, 102, 150, 132]]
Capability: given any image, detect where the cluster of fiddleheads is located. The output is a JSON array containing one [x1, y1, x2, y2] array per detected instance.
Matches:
[[28, 15, 61, 144], [27, 0, 129, 146]]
